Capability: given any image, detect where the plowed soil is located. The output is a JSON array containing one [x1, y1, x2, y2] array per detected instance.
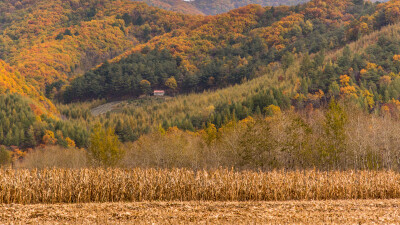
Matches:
[[2, 200, 400, 224]]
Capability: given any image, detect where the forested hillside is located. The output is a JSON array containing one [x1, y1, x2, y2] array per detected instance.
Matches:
[[56, 21, 400, 170], [0, 60, 54, 112], [2, 0, 400, 170], [64, 0, 394, 102], [135, 0, 309, 15], [188, 0, 308, 15], [0, 0, 199, 90], [0, 0, 198, 151], [188, 0, 390, 15], [134, 0, 390, 15], [133, 0, 205, 14]]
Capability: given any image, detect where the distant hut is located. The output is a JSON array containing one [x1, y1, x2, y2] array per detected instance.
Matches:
[[154, 90, 165, 96]]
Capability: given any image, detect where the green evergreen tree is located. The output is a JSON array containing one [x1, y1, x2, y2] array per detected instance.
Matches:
[[281, 52, 295, 70], [299, 54, 313, 78]]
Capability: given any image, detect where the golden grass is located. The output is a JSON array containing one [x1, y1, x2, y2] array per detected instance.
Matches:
[[2, 200, 400, 224], [0, 169, 400, 204]]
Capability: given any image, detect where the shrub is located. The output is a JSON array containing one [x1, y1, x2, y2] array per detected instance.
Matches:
[[0, 147, 11, 166], [16, 146, 88, 169]]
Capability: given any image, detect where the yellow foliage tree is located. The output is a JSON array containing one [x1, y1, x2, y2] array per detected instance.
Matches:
[[65, 137, 76, 148], [88, 124, 124, 167], [165, 76, 178, 91], [339, 75, 357, 98], [165, 76, 178, 95], [393, 55, 400, 62], [42, 130, 57, 145], [264, 105, 281, 117], [140, 79, 151, 95], [202, 123, 217, 145]]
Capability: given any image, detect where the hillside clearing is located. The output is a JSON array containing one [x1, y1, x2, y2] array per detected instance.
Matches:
[[90, 101, 123, 116]]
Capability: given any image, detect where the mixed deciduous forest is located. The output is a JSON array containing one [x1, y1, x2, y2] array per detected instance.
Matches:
[[63, 0, 397, 104], [134, 0, 390, 15], [133, 0, 309, 15], [0, 0, 400, 172]]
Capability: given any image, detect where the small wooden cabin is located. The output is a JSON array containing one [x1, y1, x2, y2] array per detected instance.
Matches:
[[154, 90, 165, 96]]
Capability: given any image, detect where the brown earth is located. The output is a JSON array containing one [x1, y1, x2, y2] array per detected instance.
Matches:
[[2, 200, 400, 224]]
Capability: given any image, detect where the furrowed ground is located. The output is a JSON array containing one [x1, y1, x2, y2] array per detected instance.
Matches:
[[2, 200, 400, 224]]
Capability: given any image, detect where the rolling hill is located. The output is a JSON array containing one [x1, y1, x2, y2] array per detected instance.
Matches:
[[4, 1, 400, 221], [63, 0, 393, 103], [0, 0, 400, 154]]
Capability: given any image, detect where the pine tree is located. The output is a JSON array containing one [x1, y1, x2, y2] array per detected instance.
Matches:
[[299, 54, 313, 78], [281, 52, 294, 70]]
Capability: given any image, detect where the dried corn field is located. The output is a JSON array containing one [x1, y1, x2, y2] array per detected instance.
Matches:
[[1, 168, 400, 204]]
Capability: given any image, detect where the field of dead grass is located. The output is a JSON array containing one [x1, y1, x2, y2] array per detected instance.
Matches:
[[1, 200, 400, 224]]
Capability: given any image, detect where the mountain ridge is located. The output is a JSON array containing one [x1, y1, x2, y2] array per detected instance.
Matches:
[[0, 0, 400, 151], [132, 0, 389, 15]]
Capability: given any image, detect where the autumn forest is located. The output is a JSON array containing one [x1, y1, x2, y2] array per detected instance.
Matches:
[[2, 0, 400, 172]]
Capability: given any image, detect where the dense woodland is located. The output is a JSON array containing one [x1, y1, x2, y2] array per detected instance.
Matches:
[[135, 0, 390, 15], [2, 0, 400, 170], [134, 0, 310, 15], [63, 0, 392, 102], [189, 0, 309, 15], [132, 0, 205, 14], [63, 49, 181, 101]]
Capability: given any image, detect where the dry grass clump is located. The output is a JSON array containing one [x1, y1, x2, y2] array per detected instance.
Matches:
[[0, 169, 399, 204], [15, 146, 89, 169]]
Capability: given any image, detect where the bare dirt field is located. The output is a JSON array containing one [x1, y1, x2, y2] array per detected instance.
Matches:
[[1, 199, 400, 224]]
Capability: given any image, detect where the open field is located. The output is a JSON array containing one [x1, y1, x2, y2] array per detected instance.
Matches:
[[2, 200, 400, 224]]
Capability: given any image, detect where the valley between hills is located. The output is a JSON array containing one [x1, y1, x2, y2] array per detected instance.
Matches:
[[1, 0, 400, 223]]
